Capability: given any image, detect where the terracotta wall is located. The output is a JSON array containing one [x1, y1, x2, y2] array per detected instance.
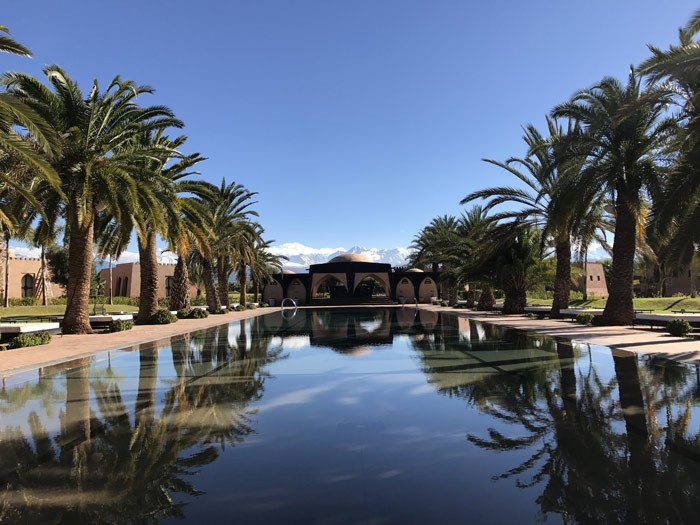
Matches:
[[0, 255, 65, 300], [99, 262, 196, 299]]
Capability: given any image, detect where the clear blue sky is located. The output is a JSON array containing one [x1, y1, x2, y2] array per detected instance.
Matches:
[[4, 1, 697, 254]]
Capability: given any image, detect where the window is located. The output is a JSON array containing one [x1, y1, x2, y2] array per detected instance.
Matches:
[[165, 276, 173, 297], [401, 278, 409, 284], [425, 278, 432, 284], [21, 274, 34, 298], [590, 275, 594, 281], [597, 276, 600, 281]]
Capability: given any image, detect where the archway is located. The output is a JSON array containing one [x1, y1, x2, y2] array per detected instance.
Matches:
[[418, 277, 438, 303], [165, 276, 173, 297], [263, 279, 283, 306], [21, 274, 35, 298], [116, 277, 122, 297], [312, 275, 348, 299], [353, 274, 388, 299], [395, 277, 415, 303], [287, 278, 307, 305], [122, 277, 129, 296]]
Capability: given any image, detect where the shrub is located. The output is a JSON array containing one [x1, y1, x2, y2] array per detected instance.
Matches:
[[235, 305, 245, 312], [8, 331, 51, 349], [110, 319, 134, 332], [148, 309, 177, 325], [176, 309, 191, 319], [9, 297, 37, 307], [191, 296, 207, 306], [247, 304, 258, 310], [188, 308, 209, 319], [49, 296, 67, 305], [527, 313, 538, 319], [576, 313, 594, 325], [440, 301, 449, 307], [158, 297, 171, 309], [667, 319, 693, 337]]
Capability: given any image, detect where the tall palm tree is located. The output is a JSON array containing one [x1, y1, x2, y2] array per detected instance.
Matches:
[[552, 69, 674, 325], [205, 179, 258, 309], [462, 118, 607, 317], [3, 66, 181, 333], [639, 13, 700, 271]]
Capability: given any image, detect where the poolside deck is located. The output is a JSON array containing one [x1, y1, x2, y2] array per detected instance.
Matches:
[[2, 304, 700, 378]]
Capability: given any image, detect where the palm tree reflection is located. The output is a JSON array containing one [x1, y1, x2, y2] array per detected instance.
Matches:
[[0, 318, 282, 523]]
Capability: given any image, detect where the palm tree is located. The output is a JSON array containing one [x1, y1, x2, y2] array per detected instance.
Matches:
[[204, 179, 258, 309], [462, 118, 606, 317], [639, 13, 700, 272], [3, 67, 181, 333], [552, 69, 674, 325], [249, 239, 287, 303]]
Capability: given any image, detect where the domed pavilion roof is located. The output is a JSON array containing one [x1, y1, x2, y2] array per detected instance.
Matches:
[[405, 268, 424, 273], [328, 253, 374, 264]]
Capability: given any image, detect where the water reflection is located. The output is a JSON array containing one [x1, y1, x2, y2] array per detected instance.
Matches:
[[1, 309, 700, 523]]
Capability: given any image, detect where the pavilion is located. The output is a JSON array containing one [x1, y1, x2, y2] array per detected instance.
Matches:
[[262, 253, 440, 306]]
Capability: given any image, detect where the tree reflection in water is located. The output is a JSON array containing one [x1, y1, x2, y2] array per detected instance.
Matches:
[[413, 318, 700, 524], [0, 317, 282, 523]]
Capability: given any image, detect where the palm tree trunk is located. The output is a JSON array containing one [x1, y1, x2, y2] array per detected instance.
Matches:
[[476, 284, 495, 311], [238, 265, 247, 308], [551, 238, 572, 318], [217, 259, 229, 308], [63, 209, 94, 334], [41, 246, 48, 306], [136, 231, 159, 324], [503, 285, 526, 314], [253, 280, 259, 303], [602, 193, 636, 325], [108, 255, 113, 305], [2, 233, 9, 308], [136, 346, 158, 426], [63, 358, 91, 444], [201, 257, 221, 312], [170, 254, 190, 311]]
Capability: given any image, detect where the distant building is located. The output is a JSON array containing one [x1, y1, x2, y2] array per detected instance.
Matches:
[[262, 253, 441, 306], [0, 250, 65, 300], [573, 262, 608, 298], [99, 262, 197, 299]]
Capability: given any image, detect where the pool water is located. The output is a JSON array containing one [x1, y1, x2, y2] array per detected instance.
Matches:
[[2, 308, 700, 524]]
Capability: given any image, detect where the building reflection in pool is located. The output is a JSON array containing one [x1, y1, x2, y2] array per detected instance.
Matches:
[[1, 309, 700, 523]]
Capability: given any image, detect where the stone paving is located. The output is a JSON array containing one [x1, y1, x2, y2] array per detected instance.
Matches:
[[2, 304, 700, 379], [425, 305, 700, 363], [0, 308, 271, 377]]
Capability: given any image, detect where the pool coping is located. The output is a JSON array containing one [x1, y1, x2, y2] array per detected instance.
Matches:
[[2, 303, 699, 379]]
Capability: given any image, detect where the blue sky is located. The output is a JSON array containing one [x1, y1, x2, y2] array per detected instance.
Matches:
[[4, 1, 697, 259]]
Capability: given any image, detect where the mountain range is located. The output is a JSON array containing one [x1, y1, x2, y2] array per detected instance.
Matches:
[[268, 243, 412, 271]]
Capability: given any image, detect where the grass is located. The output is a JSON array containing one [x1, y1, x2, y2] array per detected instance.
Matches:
[[527, 296, 700, 313], [0, 304, 138, 318]]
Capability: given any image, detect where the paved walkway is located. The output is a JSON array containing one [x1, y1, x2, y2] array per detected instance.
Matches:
[[0, 309, 271, 377], [2, 305, 700, 378], [424, 305, 700, 363]]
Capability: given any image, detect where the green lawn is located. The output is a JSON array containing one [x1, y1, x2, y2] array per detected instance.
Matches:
[[527, 296, 700, 313], [0, 304, 138, 319]]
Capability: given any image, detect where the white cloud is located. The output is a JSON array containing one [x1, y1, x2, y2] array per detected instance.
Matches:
[[268, 242, 346, 257], [11, 246, 41, 258]]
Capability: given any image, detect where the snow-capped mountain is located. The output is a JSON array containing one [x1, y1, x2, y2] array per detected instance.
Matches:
[[269, 243, 412, 272]]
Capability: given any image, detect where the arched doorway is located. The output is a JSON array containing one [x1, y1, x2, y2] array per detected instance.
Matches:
[[263, 279, 283, 306], [395, 277, 415, 303], [122, 277, 129, 296], [353, 274, 388, 299], [312, 275, 348, 299], [287, 279, 307, 305], [418, 277, 437, 303], [165, 276, 173, 297], [21, 274, 35, 298], [116, 277, 122, 297]]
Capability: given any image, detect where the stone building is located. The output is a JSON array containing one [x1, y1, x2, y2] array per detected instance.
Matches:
[[0, 250, 65, 301], [262, 253, 441, 306], [99, 262, 197, 299], [573, 262, 609, 298]]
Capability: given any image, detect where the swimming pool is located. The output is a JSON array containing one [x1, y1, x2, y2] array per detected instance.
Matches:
[[1, 308, 699, 523]]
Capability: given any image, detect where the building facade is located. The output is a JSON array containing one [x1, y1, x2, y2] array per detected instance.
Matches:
[[99, 262, 197, 299], [0, 250, 65, 301], [573, 262, 609, 298], [262, 253, 441, 306]]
